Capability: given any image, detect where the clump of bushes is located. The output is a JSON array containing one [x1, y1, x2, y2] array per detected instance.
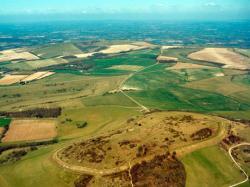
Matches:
[[74, 174, 93, 187], [136, 144, 148, 157], [0, 150, 28, 164], [76, 121, 88, 128]]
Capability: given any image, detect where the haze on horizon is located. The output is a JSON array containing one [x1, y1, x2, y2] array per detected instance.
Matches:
[[1, 0, 250, 22]]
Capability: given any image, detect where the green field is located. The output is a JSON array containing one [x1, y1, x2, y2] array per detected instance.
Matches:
[[233, 48, 250, 57], [31, 43, 83, 59], [0, 118, 11, 127], [182, 145, 244, 187], [0, 73, 126, 111], [0, 144, 77, 187], [4, 58, 68, 71]]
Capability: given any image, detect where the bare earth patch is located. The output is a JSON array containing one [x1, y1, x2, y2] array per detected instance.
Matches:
[[167, 62, 214, 70], [100, 44, 147, 54], [0, 49, 39, 62], [0, 72, 54, 85], [107, 65, 144, 71], [121, 85, 141, 91], [162, 46, 183, 50], [215, 72, 225, 77], [36, 72, 55, 80], [74, 53, 95, 58], [2, 119, 57, 142], [188, 48, 250, 70], [0, 75, 28, 85], [22, 71, 54, 82], [132, 41, 155, 47], [157, 56, 178, 63]]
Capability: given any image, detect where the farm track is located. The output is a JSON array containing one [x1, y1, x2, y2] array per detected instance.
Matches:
[[119, 63, 158, 112], [176, 122, 228, 157], [229, 142, 250, 187]]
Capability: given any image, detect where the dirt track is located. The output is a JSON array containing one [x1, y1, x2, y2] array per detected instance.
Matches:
[[228, 142, 250, 187], [118, 63, 157, 112]]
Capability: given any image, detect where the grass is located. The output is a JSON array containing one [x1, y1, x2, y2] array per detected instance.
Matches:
[[124, 64, 250, 112], [82, 92, 138, 107], [0, 73, 126, 111], [0, 118, 11, 127], [185, 75, 250, 95], [213, 110, 250, 120], [4, 58, 68, 71], [0, 144, 78, 187], [57, 105, 140, 139], [127, 86, 245, 112], [48, 48, 159, 76], [25, 58, 68, 69], [233, 48, 250, 57], [182, 145, 244, 187], [31, 43, 83, 59]]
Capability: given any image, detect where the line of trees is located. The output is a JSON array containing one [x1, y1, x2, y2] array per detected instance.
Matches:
[[0, 107, 62, 118]]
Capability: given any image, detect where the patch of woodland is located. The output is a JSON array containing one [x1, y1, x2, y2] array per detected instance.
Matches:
[[74, 174, 93, 187], [130, 153, 186, 187], [222, 133, 242, 146], [0, 147, 37, 165], [191, 128, 212, 141], [0, 138, 58, 155], [0, 107, 62, 118]]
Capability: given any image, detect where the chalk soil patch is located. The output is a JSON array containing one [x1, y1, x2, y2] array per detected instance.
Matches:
[[22, 71, 54, 82], [0, 49, 39, 62], [2, 119, 57, 142], [100, 44, 147, 54], [0, 75, 28, 85], [74, 53, 95, 58], [167, 62, 214, 70], [188, 48, 250, 70], [107, 65, 143, 71]]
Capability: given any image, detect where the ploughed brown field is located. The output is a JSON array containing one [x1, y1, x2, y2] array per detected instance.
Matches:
[[167, 62, 214, 70], [100, 44, 148, 54], [0, 75, 28, 85], [0, 49, 39, 62], [2, 119, 57, 142], [0, 71, 54, 85], [188, 48, 250, 70]]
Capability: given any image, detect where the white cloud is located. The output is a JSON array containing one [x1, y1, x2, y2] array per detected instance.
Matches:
[[204, 2, 219, 7]]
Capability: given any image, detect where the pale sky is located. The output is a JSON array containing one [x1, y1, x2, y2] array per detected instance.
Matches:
[[1, 0, 250, 21]]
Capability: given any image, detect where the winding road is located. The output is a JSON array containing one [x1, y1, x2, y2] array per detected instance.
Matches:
[[229, 142, 250, 187]]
